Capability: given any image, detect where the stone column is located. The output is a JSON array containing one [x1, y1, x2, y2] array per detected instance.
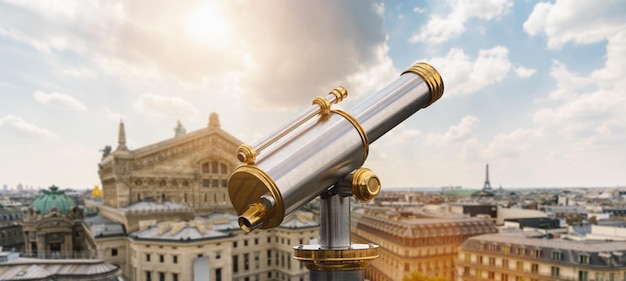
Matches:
[[36, 234, 45, 258], [65, 233, 73, 258]]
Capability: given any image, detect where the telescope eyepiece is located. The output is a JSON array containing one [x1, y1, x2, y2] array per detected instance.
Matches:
[[238, 203, 267, 233]]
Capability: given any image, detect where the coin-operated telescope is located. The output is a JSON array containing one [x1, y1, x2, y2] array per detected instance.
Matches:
[[228, 62, 443, 280]]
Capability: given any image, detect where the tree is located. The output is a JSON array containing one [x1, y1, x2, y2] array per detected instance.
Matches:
[[402, 271, 446, 281]]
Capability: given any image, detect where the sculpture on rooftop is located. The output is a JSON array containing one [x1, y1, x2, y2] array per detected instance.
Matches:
[[173, 119, 186, 137], [99, 145, 112, 158]]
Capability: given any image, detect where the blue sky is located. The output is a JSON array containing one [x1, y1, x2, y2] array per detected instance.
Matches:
[[0, 0, 624, 190]]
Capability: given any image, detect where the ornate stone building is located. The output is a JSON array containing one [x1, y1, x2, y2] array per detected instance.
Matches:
[[458, 229, 626, 281], [85, 114, 321, 281], [351, 207, 497, 281], [22, 185, 87, 259], [98, 113, 238, 215]]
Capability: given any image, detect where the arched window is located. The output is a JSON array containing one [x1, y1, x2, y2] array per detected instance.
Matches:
[[200, 160, 230, 188]]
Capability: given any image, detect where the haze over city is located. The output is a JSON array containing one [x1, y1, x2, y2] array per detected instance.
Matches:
[[0, 0, 624, 189]]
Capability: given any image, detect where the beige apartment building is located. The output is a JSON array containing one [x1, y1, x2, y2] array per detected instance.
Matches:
[[82, 114, 320, 281], [352, 208, 497, 281], [458, 229, 626, 281]]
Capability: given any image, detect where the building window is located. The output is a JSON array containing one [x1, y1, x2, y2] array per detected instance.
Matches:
[[502, 273, 509, 281], [579, 270, 589, 281], [244, 253, 249, 271], [465, 253, 471, 262], [216, 268, 222, 281], [146, 271, 152, 281], [202, 179, 210, 187], [502, 259, 509, 269], [244, 240, 248, 246], [255, 238, 258, 245], [488, 271, 495, 280], [503, 246, 510, 254], [111, 248, 118, 256], [160, 255, 164, 263], [579, 254, 589, 264], [489, 257, 495, 266], [516, 261, 523, 271], [531, 249, 541, 258], [159, 272, 165, 281], [173, 255, 178, 264], [255, 252, 260, 269], [551, 266, 560, 277], [146, 254, 151, 262], [233, 241, 237, 248], [463, 267, 470, 276], [552, 251, 562, 261], [531, 263, 539, 273], [173, 273, 178, 281], [267, 250, 272, 266], [516, 247, 525, 255], [478, 255, 483, 264], [202, 163, 209, 173], [233, 255, 238, 273]]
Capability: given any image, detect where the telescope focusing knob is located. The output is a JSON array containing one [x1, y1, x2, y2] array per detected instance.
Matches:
[[351, 168, 381, 202]]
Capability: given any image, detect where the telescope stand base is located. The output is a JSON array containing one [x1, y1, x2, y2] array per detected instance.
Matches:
[[294, 243, 378, 281]]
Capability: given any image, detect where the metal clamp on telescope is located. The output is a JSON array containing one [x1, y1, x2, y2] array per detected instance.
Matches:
[[228, 62, 443, 280]]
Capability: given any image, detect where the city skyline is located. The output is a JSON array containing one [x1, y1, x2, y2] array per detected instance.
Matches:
[[1, 0, 625, 189]]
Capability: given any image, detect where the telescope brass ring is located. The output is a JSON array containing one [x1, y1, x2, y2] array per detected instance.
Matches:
[[329, 86, 348, 104], [293, 244, 379, 271], [402, 62, 444, 108], [331, 109, 369, 165], [312, 97, 331, 115], [237, 144, 256, 165]]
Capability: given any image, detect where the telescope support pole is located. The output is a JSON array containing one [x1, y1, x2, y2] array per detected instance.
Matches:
[[311, 193, 363, 281]]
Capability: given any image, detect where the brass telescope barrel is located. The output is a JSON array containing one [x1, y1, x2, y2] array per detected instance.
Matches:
[[228, 62, 443, 232]]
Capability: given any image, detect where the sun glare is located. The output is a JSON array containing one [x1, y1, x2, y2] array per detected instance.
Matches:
[[186, 3, 231, 44]]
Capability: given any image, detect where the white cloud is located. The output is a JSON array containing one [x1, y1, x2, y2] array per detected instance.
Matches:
[[424, 115, 479, 146], [0, 1, 391, 110], [524, 0, 626, 48], [133, 94, 199, 120], [532, 31, 626, 169], [427, 46, 513, 97], [33, 91, 87, 111], [513, 66, 536, 78], [413, 7, 426, 14], [481, 128, 538, 159], [61, 67, 94, 78], [410, 0, 513, 44], [0, 115, 57, 139]]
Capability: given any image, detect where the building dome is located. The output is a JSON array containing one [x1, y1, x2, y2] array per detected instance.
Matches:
[[30, 185, 76, 214]]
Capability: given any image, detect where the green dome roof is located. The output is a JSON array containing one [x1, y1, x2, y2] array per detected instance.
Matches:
[[31, 185, 76, 214]]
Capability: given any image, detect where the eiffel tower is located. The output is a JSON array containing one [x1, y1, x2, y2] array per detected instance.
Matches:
[[483, 164, 493, 191]]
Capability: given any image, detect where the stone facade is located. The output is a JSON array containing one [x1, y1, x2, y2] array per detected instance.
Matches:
[[99, 113, 239, 215], [352, 208, 497, 281], [87, 114, 321, 281], [22, 205, 86, 259], [458, 230, 626, 281]]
